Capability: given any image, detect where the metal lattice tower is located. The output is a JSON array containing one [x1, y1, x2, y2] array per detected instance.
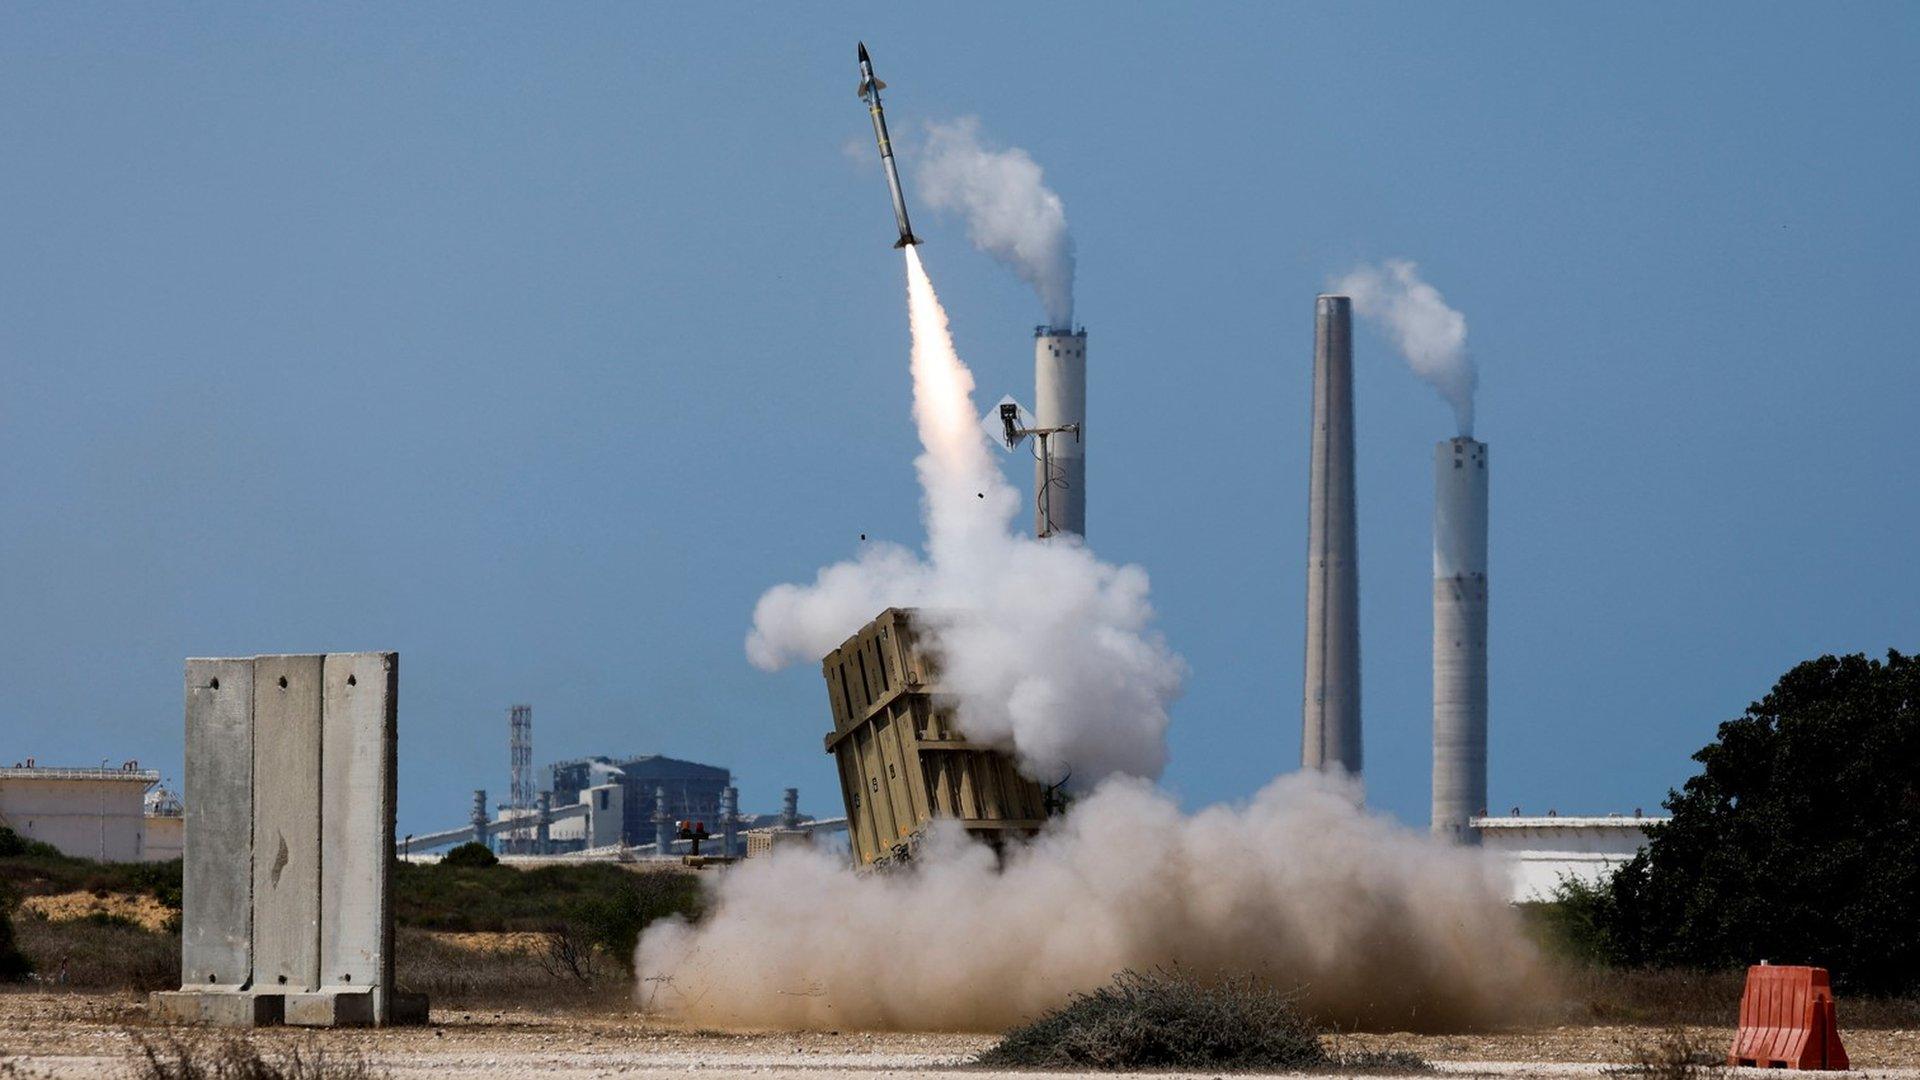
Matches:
[[508, 704, 533, 853]]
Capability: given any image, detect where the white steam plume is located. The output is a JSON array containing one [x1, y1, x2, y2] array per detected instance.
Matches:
[[746, 247, 1176, 785], [636, 773, 1543, 1032], [1336, 260, 1476, 435], [917, 117, 1076, 329]]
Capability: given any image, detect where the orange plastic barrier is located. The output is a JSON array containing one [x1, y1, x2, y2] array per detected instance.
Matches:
[[1727, 964, 1849, 1070]]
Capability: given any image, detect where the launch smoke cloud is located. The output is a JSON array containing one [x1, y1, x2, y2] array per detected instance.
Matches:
[[916, 117, 1076, 329], [636, 773, 1540, 1032], [681, 251, 1541, 1034], [1336, 260, 1477, 436], [747, 248, 1174, 786]]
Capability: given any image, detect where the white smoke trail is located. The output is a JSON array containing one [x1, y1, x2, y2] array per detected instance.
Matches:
[[636, 772, 1542, 1032], [916, 117, 1076, 329], [747, 247, 1175, 785], [1336, 260, 1476, 435]]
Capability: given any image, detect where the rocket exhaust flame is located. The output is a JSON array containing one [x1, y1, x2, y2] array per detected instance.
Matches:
[[639, 252, 1543, 1034]]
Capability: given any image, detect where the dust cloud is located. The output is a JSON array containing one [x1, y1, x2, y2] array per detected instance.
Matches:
[[636, 773, 1541, 1032]]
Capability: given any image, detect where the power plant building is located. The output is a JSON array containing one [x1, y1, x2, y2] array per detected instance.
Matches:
[[1302, 296, 1363, 777], [1474, 813, 1663, 901], [1433, 437, 1490, 840], [548, 754, 730, 847], [0, 761, 177, 862]]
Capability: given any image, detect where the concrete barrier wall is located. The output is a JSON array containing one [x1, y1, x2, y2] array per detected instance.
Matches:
[[159, 651, 417, 1028], [181, 658, 255, 989], [317, 653, 397, 1004], [249, 655, 324, 995]]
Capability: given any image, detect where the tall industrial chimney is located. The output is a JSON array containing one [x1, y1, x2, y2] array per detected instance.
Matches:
[[1432, 436, 1488, 842], [652, 784, 673, 854], [1302, 296, 1362, 776], [1033, 326, 1087, 537], [469, 789, 489, 849], [720, 785, 739, 858]]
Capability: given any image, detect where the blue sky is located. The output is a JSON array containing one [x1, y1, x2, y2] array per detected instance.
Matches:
[[1, 5, 1914, 835]]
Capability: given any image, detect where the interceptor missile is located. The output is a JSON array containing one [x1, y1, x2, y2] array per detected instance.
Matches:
[[856, 42, 921, 249]]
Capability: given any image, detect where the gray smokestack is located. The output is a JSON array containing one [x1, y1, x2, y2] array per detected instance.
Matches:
[[1302, 296, 1362, 777], [1432, 437, 1488, 842], [470, 789, 489, 849], [653, 784, 673, 854], [1033, 327, 1087, 537], [721, 786, 739, 858]]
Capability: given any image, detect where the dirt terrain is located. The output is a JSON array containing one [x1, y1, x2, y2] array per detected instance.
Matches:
[[15, 894, 176, 934], [2, 992, 1917, 1079]]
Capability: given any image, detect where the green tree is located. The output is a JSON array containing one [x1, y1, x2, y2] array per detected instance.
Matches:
[[1573, 651, 1919, 994]]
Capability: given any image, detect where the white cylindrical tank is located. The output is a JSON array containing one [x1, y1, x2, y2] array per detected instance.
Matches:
[[583, 783, 624, 849], [1432, 436, 1489, 842], [1033, 327, 1087, 538], [1303, 296, 1362, 777]]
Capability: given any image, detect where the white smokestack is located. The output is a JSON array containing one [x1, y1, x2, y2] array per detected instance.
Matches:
[[916, 117, 1076, 329], [1432, 437, 1488, 842], [1303, 296, 1361, 777], [1032, 328, 1087, 538], [1335, 260, 1476, 436]]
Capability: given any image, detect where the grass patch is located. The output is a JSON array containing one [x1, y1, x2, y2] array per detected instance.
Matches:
[[977, 969, 1428, 1072], [131, 1027, 385, 1080], [0, 830, 182, 911], [395, 927, 627, 1008], [1560, 965, 1920, 1029], [1523, 899, 1920, 1029], [393, 860, 699, 936], [0, 847, 701, 1002], [12, 910, 178, 991]]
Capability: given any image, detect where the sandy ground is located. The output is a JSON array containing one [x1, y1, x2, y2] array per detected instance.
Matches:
[[1, 991, 1916, 1079]]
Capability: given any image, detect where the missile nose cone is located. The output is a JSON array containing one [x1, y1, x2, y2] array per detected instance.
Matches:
[[857, 42, 869, 63]]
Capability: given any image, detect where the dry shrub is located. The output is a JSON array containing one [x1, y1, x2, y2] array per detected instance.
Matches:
[[978, 968, 1429, 1072], [131, 1028, 383, 1080]]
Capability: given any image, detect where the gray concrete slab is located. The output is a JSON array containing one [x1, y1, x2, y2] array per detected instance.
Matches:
[[147, 990, 283, 1027], [317, 652, 399, 1021], [249, 654, 324, 995], [283, 990, 375, 1027], [180, 658, 256, 990]]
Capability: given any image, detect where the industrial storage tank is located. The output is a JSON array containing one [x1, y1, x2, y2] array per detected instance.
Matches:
[[821, 608, 1051, 866]]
